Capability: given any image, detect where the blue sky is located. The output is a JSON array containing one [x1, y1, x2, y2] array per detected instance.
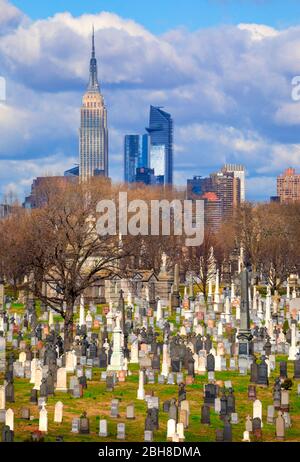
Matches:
[[12, 0, 300, 33], [1, 0, 300, 202]]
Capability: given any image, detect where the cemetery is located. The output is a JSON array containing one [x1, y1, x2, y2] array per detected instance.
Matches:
[[0, 255, 300, 443]]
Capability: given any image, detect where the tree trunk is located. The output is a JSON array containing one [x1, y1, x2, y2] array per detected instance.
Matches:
[[64, 301, 75, 352]]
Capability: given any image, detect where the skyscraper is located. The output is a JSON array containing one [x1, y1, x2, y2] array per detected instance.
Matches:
[[222, 164, 246, 202], [124, 134, 149, 183], [79, 29, 108, 180], [146, 106, 173, 185], [277, 168, 300, 203]]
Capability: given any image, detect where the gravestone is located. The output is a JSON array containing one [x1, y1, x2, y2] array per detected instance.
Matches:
[[99, 419, 108, 437], [79, 412, 90, 434], [117, 423, 126, 440], [201, 405, 210, 425]]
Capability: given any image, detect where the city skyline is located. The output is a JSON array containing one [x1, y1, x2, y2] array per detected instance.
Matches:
[[1, 1, 300, 201]]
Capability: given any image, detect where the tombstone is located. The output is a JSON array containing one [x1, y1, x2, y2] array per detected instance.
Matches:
[[253, 399, 263, 426], [275, 411, 285, 440], [56, 367, 67, 392], [106, 375, 114, 392], [1, 425, 14, 442], [163, 400, 170, 413], [54, 401, 63, 423], [71, 418, 80, 433], [30, 388, 38, 404], [111, 399, 119, 418], [279, 361, 288, 379], [252, 417, 262, 440], [167, 419, 176, 439], [242, 431, 250, 442], [5, 408, 14, 431], [257, 357, 269, 386], [117, 423, 126, 440], [99, 419, 108, 437], [20, 407, 30, 420], [231, 413, 239, 424], [144, 430, 153, 442], [169, 399, 178, 422], [248, 385, 256, 401], [223, 416, 232, 442], [204, 383, 218, 406], [281, 390, 289, 412], [214, 397, 221, 414], [39, 405, 48, 433], [126, 404, 135, 420], [267, 405, 275, 424], [215, 429, 224, 442], [201, 405, 210, 425], [294, 358, 300, 379], [79, 412, 90, 434], [206, 353, 215, 372]]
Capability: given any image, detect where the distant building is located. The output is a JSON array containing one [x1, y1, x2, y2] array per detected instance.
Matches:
[[64, 166, 79, 177], [0, 204, 14, 219], [124, 134, 149, 183], [79, 29, 108, 180], [210, 170, 241, 220], [277, 168, 300, 203], [135, 167, 155, 185], [200, 192, 222, 231], [270, 195, 280, 203], [221, 164, 245, 202], [187, 176, 213, 200], [146, 106, 173, 185], [24, 176, 77, 209]]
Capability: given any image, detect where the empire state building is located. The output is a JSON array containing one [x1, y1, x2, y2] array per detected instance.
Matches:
[[79, 30, 108, 180]]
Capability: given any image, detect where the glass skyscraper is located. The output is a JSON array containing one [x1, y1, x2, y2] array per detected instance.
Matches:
[[124, 134, 149, 183], [146, 106, 173, 185], [79, 29, 108, 180]]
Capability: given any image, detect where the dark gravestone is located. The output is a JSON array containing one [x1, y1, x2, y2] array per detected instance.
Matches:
[[2, 425, 14, 442], [253, 417, 262, 440], [79, 412, 90, 434], [201, 405, 210, 425], [40, 378, 48, 399], [220, 391, 228, 420], [227, 389, 235, 413], [46, 372, 55, 396], [250, 358, 258, 383], [294, 359, 300, 379], [168, 399, 178, 422], [248, 385, 257, 401], [223, 417, 232, 442], [204, 383, 218, 406], [280, 361, 288, 379], [187, 359, 195, 377], [257, 357, 269, 386], [106, 375, 114, 392], [5, 382, 15, 403], [152, 354, 160, 371], [163, 400, 171, 413], [206, 353, 215, 372], [215, 429, 224, 442], [99, 350, 107, 369], [30, 388, 38, 404]]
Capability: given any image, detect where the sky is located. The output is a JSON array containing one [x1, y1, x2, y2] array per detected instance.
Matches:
[[1, 0, 300, 201]]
